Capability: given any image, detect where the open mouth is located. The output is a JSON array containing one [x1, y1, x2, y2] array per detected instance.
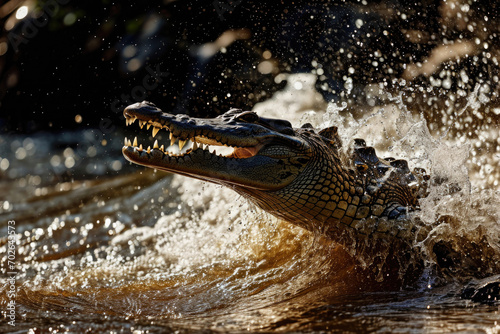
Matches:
[[123, 114, 261, 160], [121, 102, 310, 190]]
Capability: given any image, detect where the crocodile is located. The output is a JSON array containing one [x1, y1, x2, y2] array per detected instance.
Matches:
[[122, 101, 429, 249]]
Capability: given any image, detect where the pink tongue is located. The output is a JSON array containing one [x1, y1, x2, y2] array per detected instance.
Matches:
[[233, 147, 259, 158]]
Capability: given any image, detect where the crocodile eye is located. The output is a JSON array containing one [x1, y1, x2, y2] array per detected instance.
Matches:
[[235, 111, 259, 123]]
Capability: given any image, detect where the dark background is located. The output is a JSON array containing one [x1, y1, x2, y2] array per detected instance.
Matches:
[[0, 0, 497, 133]]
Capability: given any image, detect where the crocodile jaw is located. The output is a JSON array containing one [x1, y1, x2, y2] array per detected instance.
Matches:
[[122, 146, 295, 190], [122, 102, 311, 191]]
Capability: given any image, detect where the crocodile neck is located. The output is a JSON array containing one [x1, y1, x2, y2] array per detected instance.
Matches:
[[234, 141, 416, 242]]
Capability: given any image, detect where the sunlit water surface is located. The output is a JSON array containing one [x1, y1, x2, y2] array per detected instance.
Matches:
[[1, 75, 499, 333]]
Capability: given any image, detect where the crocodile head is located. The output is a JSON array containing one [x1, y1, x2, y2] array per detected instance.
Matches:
[[122, 101, 312, 191]]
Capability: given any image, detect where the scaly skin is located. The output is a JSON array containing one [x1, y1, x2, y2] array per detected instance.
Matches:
[[122, 101, 428, 244]]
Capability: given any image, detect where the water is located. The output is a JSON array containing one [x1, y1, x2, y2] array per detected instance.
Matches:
[[0, 73, 499, 332]]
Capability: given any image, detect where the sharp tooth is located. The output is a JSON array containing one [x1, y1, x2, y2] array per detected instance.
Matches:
[[133, 137, 138, 147], [179, 139, 187, 150], [170, 136, 177, 147], [192, 141, 198, 150], [160, 145, 165, 151], [147, 146, 151, 153], [154, 140, 159, 149], [138, 144, 143, 151], [147, 123, 152, 130], [130, 117, 137, 124], [127, 139, 132, 146], [139, 120, 145, 129], [152, 127, 160, 137], [124, 137, 128, 146]]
